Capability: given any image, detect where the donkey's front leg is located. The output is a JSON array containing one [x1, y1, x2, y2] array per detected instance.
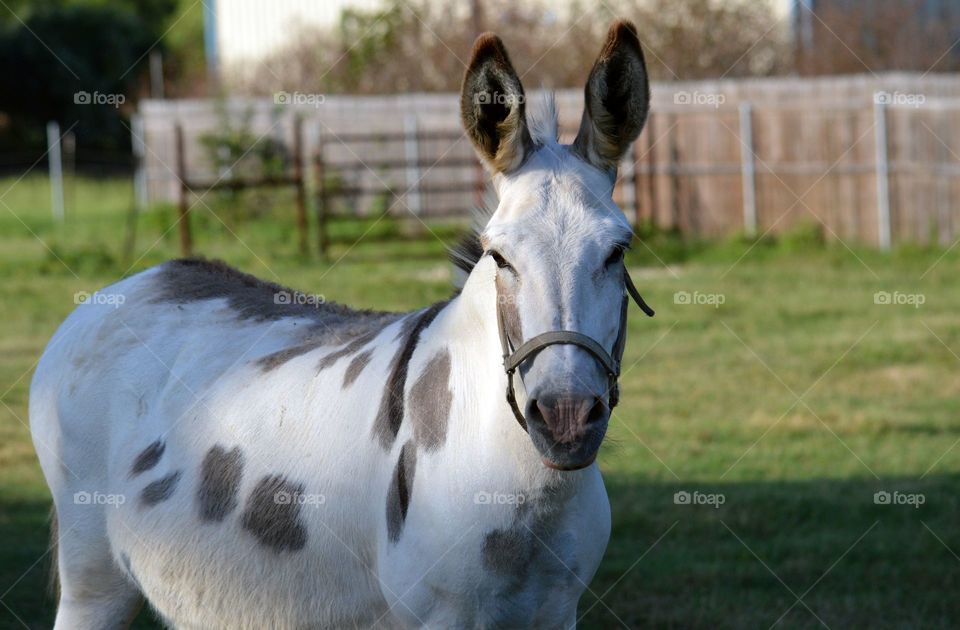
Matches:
[[51, 502, 144, 630]]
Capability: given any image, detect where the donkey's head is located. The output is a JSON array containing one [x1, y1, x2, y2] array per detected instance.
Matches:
[[459, 20, 651, 471]]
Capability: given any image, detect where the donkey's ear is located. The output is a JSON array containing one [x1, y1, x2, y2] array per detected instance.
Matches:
[[572, 19, 650, 174], [460, 33, 532, 174]]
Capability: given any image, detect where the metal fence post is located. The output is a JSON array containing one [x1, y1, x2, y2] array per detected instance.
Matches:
[[874, 100, 892, 251], [47, 121, 64, 223], [738, 102, 757, 236]]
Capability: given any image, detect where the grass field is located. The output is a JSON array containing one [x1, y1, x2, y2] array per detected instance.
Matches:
[[1, 174, 959, 628]]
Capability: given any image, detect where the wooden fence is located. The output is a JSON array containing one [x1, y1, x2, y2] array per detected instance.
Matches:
[[146, 74, 960, 252]]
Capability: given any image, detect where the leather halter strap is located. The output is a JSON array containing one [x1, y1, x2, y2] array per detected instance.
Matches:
[[497, 269, 654, 431]]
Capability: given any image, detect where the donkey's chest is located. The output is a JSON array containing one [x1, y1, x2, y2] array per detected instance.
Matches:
[[378, 469, 612, 628]]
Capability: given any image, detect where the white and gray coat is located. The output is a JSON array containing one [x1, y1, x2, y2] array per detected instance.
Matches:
[[30, 19, 652, 629]]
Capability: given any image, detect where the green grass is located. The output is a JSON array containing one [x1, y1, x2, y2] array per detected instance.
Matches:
[[1, 174, 959, 628]]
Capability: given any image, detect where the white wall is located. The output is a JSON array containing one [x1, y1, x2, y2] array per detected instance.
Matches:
[[215, 0, 385, 67]]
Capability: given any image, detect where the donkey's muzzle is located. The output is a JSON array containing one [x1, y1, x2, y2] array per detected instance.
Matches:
[[529, 396, 608, 443], [525, 394, 610, 470], [495, 268, 654, 470]]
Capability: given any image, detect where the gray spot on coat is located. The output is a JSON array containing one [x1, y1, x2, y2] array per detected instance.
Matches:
[[129, 440, 165, 477], [241, 475, 308, 552], [393, 312, 422, 342], [482, 527, 534, 578], [373, 302, 447, 449], [197, 445, 245, 521], [386, 441, 417, 544], [257, 339, 327, 371], [480, 488, 579, 589], [343, 349, 374, 388], [408, 349, 453, 450], [140, 471, 182, 506], [317, 329, 380, 371], [258, 322, 394, 372]]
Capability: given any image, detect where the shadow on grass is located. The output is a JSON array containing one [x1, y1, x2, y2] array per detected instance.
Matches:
[[580, 473, 960, 629], [0, 498, 162, 629], [2, 475, 958, 629]]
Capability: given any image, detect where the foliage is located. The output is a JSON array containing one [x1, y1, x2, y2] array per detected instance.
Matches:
[[234, 0, 786, 94], [795, 0, 960, 75], [196, 102, 291, 221], [198, 104, 289, 180], [0, 1, 182, 154]]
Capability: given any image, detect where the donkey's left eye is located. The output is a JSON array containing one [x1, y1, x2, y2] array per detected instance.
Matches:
[[604, 248, 625, 267], [488, 250, 514, 272]]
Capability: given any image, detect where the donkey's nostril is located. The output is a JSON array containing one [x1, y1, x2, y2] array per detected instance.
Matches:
[[528, 396, 609, 443], [526, 398, 543, 425], [585, 397, 608, 425]]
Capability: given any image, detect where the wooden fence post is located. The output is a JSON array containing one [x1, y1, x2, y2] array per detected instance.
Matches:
[[621, 142, 636, 224], [403, 114, 422, 216], [739, 102, 758, 236], [632, 138, 644, 224], [175, 124, 192, 256], [667, 113, 681, 231], [936, 109, 951, 247], [131, 114, 148, 212], [474, 162, 486, 205], [646, 112, 658, 227], [292, 117, 309, 257], [313, 133, 329, 258], [874, 100, 892, 251]]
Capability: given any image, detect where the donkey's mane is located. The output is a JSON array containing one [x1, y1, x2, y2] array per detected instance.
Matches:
[[448, 197, 494, 276], [448, 94, 560, 278], [529, 92, 560, 145], [155, 257, 398, 329]]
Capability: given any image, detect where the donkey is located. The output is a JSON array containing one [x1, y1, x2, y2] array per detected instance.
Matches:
[[30, 19, 652, 629]]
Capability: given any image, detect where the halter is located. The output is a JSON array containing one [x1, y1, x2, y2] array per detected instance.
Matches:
[[496, 270, 655, 431]]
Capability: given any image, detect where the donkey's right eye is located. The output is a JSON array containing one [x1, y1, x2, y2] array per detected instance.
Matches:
[[488, 250, 514, 272]]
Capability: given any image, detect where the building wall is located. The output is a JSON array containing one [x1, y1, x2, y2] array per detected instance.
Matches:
[[213, 0, 385, 68]]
